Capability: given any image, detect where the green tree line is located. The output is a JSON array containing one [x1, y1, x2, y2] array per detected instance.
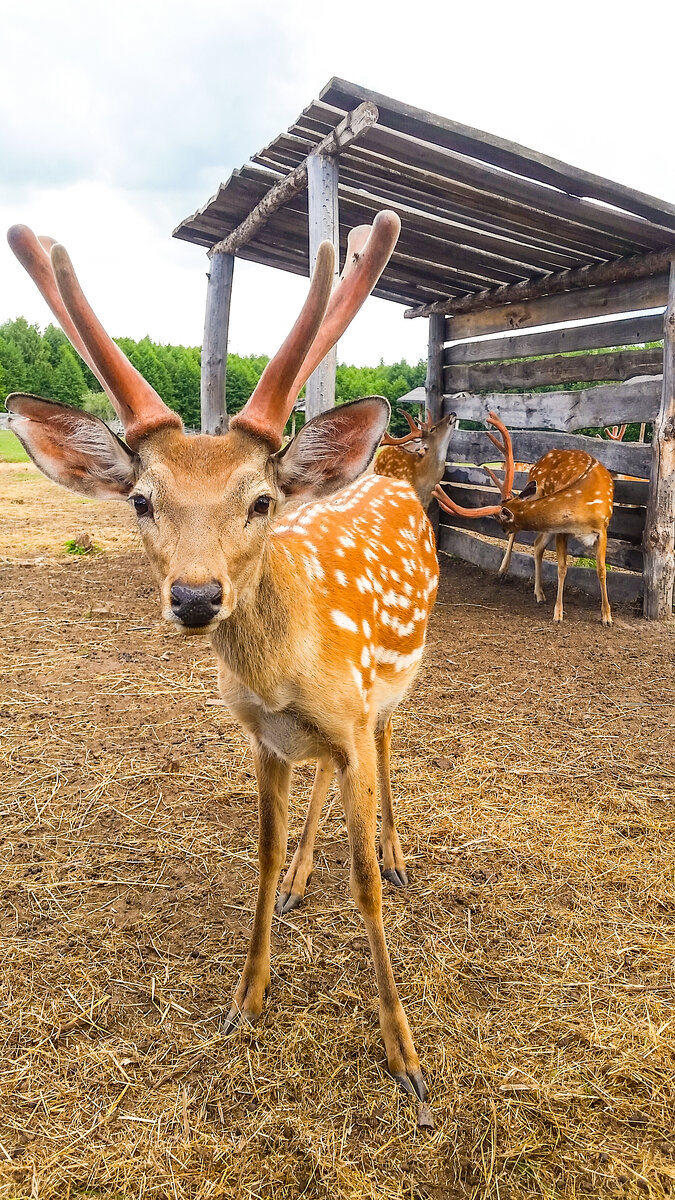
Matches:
[[0, 317, 425, 435]]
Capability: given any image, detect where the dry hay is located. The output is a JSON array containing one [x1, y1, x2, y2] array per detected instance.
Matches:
[[0, 462, 674, 1200]]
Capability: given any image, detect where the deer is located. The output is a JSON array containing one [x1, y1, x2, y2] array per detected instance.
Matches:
[[374, 409, 457, 509], [434, 422, 614, 624], [7, 212, 438, 1101]]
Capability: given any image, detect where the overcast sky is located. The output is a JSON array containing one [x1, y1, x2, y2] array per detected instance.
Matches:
[[2, 0, 674, 369]]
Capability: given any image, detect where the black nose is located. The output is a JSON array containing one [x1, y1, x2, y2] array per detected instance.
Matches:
[[170, 580, 222, 627]]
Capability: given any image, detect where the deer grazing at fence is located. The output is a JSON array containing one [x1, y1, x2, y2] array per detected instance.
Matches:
[[375, 409, 457, 508], [434, 420, 615, 625], [7, 213, 438, 1100]]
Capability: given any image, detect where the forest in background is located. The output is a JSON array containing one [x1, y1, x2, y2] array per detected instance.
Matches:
[[0, 318, 425, 435]]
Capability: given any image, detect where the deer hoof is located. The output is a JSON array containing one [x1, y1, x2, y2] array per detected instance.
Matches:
[[275, 891, 303, 915], [392, 1068, 428, 1102], [222, 1006, 259, 1036], [382, 866, 409, 887]]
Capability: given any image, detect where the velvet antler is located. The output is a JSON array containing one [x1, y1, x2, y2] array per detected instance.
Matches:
[[7, 225, 181, 449], [433, 411, 514, 518], [381, 410, 433, 446]]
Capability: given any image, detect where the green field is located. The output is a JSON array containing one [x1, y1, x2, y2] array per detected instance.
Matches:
[[0, 429, 29, 462]]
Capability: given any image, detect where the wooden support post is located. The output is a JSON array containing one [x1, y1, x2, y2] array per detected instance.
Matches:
[[643, 258, 675, 619], [201, 251, 234, 434], [305, 153, 339, 421], [425, 313, 445, 425]]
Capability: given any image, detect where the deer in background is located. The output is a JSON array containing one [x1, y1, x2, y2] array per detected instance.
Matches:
[[8, 212, 437, 1100], [434, 419, 614, 625], [375, 409, 457, 508]]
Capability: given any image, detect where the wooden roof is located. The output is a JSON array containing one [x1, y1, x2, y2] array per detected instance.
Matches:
[[173, 78, 675, 311]]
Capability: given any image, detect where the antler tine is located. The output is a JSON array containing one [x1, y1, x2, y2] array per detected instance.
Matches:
[[433, 483, 503, 519], [380, 411, 422, 445], [484, 411, 515, 500], [604, 424, 627, 441], [287, 211, 402, 404], [49, 243, 181, 448], [230, 242, 335, 449]]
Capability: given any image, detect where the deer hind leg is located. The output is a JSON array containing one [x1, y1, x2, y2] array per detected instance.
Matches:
[[498, 532, 516, 579], [276, 755, 334, 915], [377, 716, 408, 887], [533, 532, 550, 603], [224, 744, 290, 1033], [595, 527, 612, 626], [553, 534, 568, 623], [339, 735, 426, 1099]]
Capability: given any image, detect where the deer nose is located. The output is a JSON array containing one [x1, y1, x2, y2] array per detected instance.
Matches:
[[170, 580, 222, 627]]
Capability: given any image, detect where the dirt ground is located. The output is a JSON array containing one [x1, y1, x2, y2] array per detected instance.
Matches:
[[0, 461, 674, 1200]]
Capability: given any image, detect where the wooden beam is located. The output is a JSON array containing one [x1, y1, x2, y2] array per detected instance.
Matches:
[[643, 259, 675, 619], [406, 248, 675, 319], [444, 348, 664, 393], [208, 102, 377, 259], [425, 313, 445, 425], [445, 314, 665, 364], [305, 154, 340, 420], [445, 275, 670, 342], [444, 425, 652, 478], [200, 251, 234, 435]]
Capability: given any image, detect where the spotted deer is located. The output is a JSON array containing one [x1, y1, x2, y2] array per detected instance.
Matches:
[[435, 422, 614, 624], [7, 213, 438, 1099], [375, 409, 457, 509]]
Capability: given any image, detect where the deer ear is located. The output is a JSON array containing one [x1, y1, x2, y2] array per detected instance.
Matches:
[[274, 396, 390, 502], [6, 394, 138, 499]]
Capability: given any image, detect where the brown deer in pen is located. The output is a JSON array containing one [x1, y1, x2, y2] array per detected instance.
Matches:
[[7, 213, 438, 1099], [375, 409, 457, 508], [434, 420, 614, 625]]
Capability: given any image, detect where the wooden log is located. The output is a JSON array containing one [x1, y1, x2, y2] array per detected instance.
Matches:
[[440, 378, 662, 431], [208, 102, 377, 258], [443, 463, 649, 507], [445, 314, 665, 364], [438, 510, 643, 570], [444, 425, 652, 477], [305, 154, 340, 420], [425, 313, 445, 425], [319, 80, 675, 229], [444, 348, 664, 392], [200, 251, 234, 435], [407, 247, 675, 320], [437, 525, 643, 605], [443, 275, 670, 342], [643, 261, 675, 618]]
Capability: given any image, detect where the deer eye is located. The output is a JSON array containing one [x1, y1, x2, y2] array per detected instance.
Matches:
[[250, 494, 272, 518], [131, 494, 152, 518]]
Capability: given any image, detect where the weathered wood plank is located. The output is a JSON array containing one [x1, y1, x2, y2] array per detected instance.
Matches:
[[209, 102, 377, 257], [437, 525, 643, 605], [438, 511, 643, 570], [643, 259, 675, 618], [408, 248, 675, 320], [445, 275, 669, 341], [319, 80, 675, 230], [444, 348, 663, 392], [444, 425, 652, 477], [443, 463, 649, 506], [445, 314, 665, 364], [440, 379, 661, 431], [305, 154, 339, 420], [200, 251, 233, 435], [426, 314, 445, 425]]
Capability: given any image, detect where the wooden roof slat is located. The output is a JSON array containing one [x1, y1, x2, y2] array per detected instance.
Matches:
[[319, 78, 675, 228]]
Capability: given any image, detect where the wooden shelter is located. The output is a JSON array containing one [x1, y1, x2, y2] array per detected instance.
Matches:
[[174, 78, 675, 619]]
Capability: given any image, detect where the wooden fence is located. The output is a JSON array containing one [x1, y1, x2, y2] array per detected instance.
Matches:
[[402, 272, 671, 613]]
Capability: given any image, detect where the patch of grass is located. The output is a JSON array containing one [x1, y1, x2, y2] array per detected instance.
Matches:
[[0, 429, 29, 462], [576, 555, 613, 570], [64, 534, 102, 556]]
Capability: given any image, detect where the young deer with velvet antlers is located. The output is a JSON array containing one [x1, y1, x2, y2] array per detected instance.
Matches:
[[7, 213, 438, 1100], [375, 409, 457, 509]]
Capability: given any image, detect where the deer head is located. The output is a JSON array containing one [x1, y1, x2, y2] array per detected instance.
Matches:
[[6, 213, 401, 630]]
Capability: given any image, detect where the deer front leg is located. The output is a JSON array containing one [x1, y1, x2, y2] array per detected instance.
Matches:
[[497, 532, 516, 579], [533, 532, 550, 603], [553, 533, 568, 623], [276, 755, 334, 915], [340, 737, 426, 1099], [595, 527, 612, 626], [377, 717, 408, 887], [224, 744, 290, 1033]]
